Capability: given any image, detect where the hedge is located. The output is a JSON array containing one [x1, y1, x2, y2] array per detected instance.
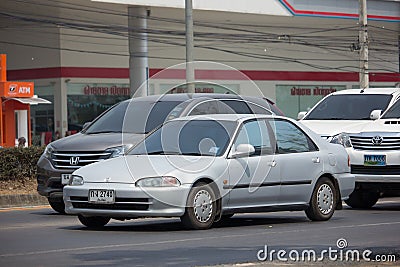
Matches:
[[0, 146, 45, 181]]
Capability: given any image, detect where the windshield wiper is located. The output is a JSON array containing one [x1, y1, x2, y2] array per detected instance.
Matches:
[[86, 130, 121, 134], [146, 151, 181, 155], [181, 152, 207, 156]]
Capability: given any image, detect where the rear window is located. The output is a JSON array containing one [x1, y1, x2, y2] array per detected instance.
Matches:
[[304, 94, 392, 120]]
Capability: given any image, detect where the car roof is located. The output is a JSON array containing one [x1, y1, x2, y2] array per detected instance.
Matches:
[[125, 93, 248, 102], [170, 113, 281, 122], [330, 88, 400, 96]]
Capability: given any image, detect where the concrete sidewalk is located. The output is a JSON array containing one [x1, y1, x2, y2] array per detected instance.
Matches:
[[0, 194, 48, 208]]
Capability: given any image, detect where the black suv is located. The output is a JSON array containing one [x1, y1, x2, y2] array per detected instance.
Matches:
[[37, 93, 283, 213]]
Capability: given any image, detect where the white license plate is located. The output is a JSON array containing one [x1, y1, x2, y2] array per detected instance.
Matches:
[[61, 174, 72, 185], [88, 190, 115, 204], [364, 155, 386, 166]]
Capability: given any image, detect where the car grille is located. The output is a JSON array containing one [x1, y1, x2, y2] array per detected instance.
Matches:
[[350, 135, 400, 150], [351, 165, 400, 175], [50, 151, 112, 169], [70, 196, 150, 210]]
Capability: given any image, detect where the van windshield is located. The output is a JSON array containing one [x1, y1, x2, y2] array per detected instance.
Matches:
[[85, 100, 183, 134], [304, 94, 392, 120]]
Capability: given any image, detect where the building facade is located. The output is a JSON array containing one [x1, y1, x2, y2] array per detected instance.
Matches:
[[1, 0, 399, 144]]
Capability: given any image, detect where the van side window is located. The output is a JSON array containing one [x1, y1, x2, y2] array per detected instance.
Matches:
[[189, 100, 219, 115], [220, 100, 252, 114], [247, 103, 273, 115]]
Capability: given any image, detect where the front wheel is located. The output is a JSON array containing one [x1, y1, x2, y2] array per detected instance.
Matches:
[[305, 177, 336, 221], [48, 198, 66, 214], [181, 183, 217, 230], [78, 215, 110, 228], [344, 189, 379, 209]]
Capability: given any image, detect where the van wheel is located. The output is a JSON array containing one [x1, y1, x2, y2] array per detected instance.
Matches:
[[305, 177, 336, 221], [345, 189, 379, 209], [48, 198, 66, 214], [78, 215, 110, 228], [181, 182, 216, 230]]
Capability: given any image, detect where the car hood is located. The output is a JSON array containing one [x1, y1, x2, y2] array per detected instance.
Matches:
[[348, 118, 400, 134], [73, 155, 227, 184], [50, 132, 145, 151], [299, 120, 373, 138]]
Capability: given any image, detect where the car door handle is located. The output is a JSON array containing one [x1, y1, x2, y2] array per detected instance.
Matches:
[[267, 160, 277, 167], [312, 157, 320, 163]]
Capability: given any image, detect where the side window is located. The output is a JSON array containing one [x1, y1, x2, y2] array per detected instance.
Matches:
[[269, 119, 317, 153], [189, 100, 219, 116], [247, 103, 273, 115], [234, 120, 274, 156], [220, 100, 252, 114]]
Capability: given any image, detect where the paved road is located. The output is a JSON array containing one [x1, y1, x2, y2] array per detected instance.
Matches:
[[0, 199, 399, 267]]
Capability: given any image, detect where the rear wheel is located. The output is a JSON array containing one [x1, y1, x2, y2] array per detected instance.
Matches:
[[181, 182, 217, 230], [305, 177, 336, 221], [78, 215, 110, 228], [48, 198, 66, 214], [345, 189, 379, 209]]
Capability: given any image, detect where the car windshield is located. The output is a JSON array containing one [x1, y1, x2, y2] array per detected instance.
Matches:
[[129, 119, 237, 157], [304, 94, 392, 120], [85, 100, 183, 134], [381, 99, 400, 119]]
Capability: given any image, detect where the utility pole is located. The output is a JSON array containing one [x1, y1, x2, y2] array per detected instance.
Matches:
[[128, 6, 149, 97], [185, 0, 195, 93], [359, 0, 369, 89]]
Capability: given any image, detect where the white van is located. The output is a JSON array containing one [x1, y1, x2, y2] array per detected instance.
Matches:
[[298, 88, 400, 208]]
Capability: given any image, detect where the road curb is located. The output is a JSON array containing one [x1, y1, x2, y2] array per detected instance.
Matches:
[[0, 194, 48, 208]]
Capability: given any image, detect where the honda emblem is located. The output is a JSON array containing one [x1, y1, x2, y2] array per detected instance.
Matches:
[[70, 156, 80, 165]]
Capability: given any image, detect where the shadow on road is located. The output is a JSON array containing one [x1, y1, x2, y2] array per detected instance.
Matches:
[[61, 214, 315, 232]]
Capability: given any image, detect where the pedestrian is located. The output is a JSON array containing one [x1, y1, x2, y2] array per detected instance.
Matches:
[[18, 136, 26, 148]]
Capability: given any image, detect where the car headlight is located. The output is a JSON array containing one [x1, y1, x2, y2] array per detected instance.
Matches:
[[330, 133, 352, 148], [136, 176, 181, 187], [105, 145, 133, 158], [69, 175, 84, 186], [43, 144, 54, 159]]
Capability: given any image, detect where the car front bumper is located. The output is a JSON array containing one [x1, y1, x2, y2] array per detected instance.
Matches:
[[37, 156, 74, 198], [64, 182, 191, 218], [347, 148, 400, 183]]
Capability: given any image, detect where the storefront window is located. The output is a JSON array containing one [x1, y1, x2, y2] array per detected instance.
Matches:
[[30, 85, 54, 146], [160, 83, 239, 94], [67, 83, 130, 130]]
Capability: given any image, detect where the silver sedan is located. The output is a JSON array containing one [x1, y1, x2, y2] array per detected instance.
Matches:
[[64, 114, 355, 230]]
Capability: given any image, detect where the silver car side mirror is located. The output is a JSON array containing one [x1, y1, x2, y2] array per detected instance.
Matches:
[[230, 144, 255, 159]]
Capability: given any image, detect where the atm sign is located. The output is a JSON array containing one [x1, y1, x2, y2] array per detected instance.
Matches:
[[0, 81, 34, 97]]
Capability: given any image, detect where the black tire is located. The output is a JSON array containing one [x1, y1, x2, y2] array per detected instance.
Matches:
[[78, 215, 110, 228], [181, 182, 217, 230], [48, 198, 66, 214], [344, 189, 379, 209], [305, 177, 336, 221]]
